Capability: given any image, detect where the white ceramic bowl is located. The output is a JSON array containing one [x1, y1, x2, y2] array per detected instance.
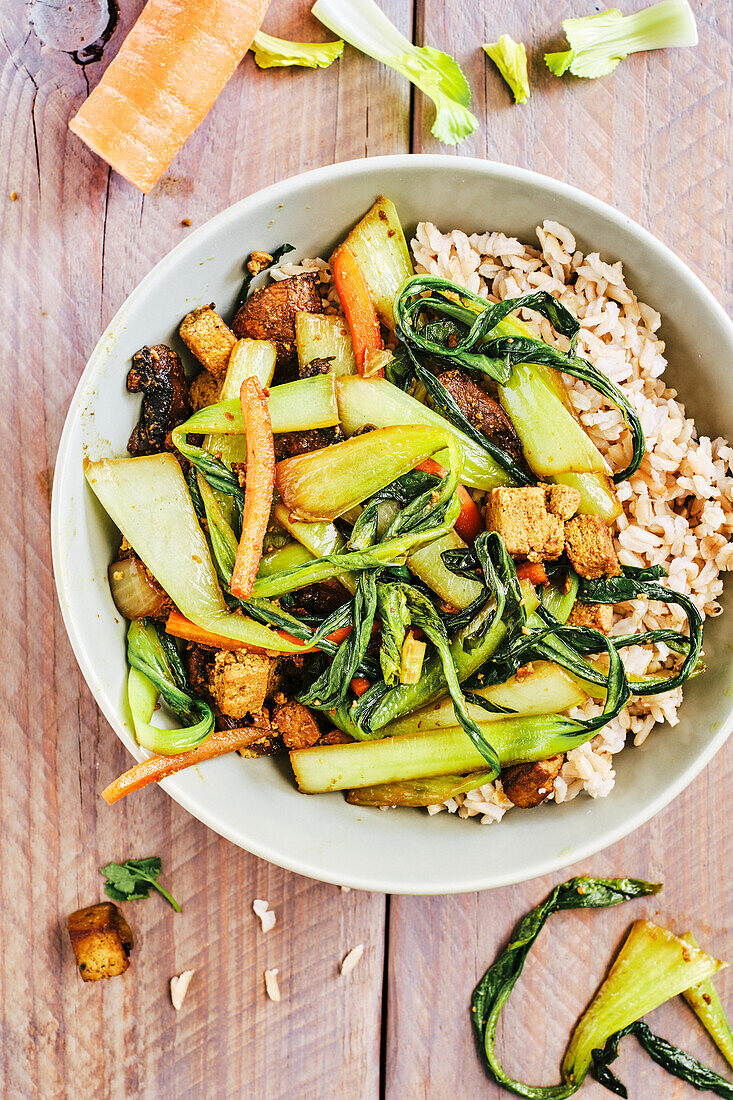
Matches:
[[52, 155, 733, 894]]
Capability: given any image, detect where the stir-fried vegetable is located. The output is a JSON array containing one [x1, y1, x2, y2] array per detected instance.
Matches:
[[483, 35, 531, 104], [332, 246, 384, 373], [126, 620, 214, 754], [332, 196, 414, 330], [250, 30, 344, 69], [295, 313, 357, 377], [681, 932, 733, 1072], [546, 0, 698, 80], [230, 377, 275, 599], [346, 771, 496, 807], [312, 0, 478, 145]]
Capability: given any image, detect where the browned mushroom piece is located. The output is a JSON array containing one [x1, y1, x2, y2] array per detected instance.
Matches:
[[437, 369, 523, 460], [501, 754, 565, 808], [126, 344, 191, 455], [232, 272, 322, 381]]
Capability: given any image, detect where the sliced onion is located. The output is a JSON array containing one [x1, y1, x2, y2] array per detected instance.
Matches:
[[108, 557, 167, 620]]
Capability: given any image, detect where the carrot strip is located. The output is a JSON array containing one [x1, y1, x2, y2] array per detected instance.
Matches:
[[350, 677, 371, 697], [516, 562, 549, 586], [415, 459, 483, 542], [69, 0, 271, 193], [101, 727, 267, 804], [165, 610, 352, 655], [332, 247, 383, 374], [231, 377, 276, 599]]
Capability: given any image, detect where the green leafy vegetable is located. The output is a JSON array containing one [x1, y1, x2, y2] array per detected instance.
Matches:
[[251, 30, 344, 69], [483, 35, 531, 104], [100, 856, 182, 912], [471, 877, 662, 1098], [311, 0, 478, 144], [591, 1021, 733, 1098], [378, 583, 410, 684], [127, 620, 214, 755], [546, 0, 697, 80], [682, 932, 733, 1072]]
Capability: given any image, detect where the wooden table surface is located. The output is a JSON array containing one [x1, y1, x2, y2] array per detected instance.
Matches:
[[2, 1, 732, 1097]]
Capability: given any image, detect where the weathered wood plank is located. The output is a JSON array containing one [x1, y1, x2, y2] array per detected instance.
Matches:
[[0, 1, 410, 1096], [388, 2, 733, 1096]]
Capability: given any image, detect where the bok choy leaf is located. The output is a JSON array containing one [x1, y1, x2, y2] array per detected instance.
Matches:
[[681, 932, 733, 1073], [311, 0, 478, 144], [483, 35, 531, 104], [251, 30, 344, 69], [127, 620, 214, 754], [591, 1021, 733, 1098]]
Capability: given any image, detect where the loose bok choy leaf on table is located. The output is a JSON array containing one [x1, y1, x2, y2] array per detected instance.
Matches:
[[681, 933, 733, 1073], [471, 877, 731, 1099], [251, 31, 344, 69], [546, 0, 698, 80], [311, 0, 478, 144], [483, 36, 531, 104]]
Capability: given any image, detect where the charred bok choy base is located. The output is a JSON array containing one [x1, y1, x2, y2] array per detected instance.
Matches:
[[84, 195, 706, 812]]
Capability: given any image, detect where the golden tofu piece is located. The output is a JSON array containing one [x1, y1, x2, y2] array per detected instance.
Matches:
[[545, 484, 581, 521], [189, 369, 222, 411], [564, 514, 622, 579], [67, 902, 133, 982], [485, 486, 564, 562], [208, 651, 281, 720], [568, 601, 614, 635], [179, 304, 236, 378]]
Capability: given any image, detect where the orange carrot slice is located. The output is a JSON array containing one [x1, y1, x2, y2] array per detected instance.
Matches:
[[165, 610, 352, 654], [101, 727, 266, 803], [415, 459, 483, 542], [516, 562, 549, 586], [69, 0, 271, 193], [231, 376, 276, 600], [332, 246, 383, 374]]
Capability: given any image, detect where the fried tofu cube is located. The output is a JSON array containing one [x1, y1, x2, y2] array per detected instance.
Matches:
[[502, 754, 564, 808], [568, 601, 614, 635], [67, 902, 133, 982], [189, 369, 222, 411], [179, 305, 236, 378], [485, 486, 564, 562], [544, 484, 581, 521], [208, 651, 281, 719], [232, 273, 322, 372], [564, 514, 622, 579]]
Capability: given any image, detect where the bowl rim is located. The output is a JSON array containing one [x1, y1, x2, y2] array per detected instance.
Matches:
[[52, 153, 733, 894]]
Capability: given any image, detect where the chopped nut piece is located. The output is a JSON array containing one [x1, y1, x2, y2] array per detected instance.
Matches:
[[264, 968, 281, 1002], [179, 304, 236, 378], [568, 601, 614, 634], [564, 514, 622, 579], [67, 902, 133, 982], [340, 944, 365, 976], [252, 899, 276, 933], [170, 969, 196, 1010], [502, 755, 564, 808], [485, 486, 564, 562]]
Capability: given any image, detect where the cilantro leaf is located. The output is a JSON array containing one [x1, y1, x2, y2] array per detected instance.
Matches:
[[100, 857, 181, 912]]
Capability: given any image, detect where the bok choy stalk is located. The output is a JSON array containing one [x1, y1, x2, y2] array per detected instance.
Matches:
[[470, 878, 662, 1099], [272, 502, 357, 594], [332, 197, 414, 330], [204, 338, 277, 473], [296, 313, 357, 377], [346, 770, 496, 807], [274, 424, 458, 520], [84, 454, 314, 654], [546, 0, 698, 80], [251, 30, 344, 69], [681, 932, 733, 1073], [311, 0, 478, 145], [126, 620, 214, 754], [336, 376, 513, 491]]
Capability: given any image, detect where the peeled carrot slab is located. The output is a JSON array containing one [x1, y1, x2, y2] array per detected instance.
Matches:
[[69, 0, 271, 193]]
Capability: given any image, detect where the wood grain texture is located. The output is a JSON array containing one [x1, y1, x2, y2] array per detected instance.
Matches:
[[387, 3, 733, 1098], [2, 0, 733, 1097], [0, 1, 410, 1096]]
